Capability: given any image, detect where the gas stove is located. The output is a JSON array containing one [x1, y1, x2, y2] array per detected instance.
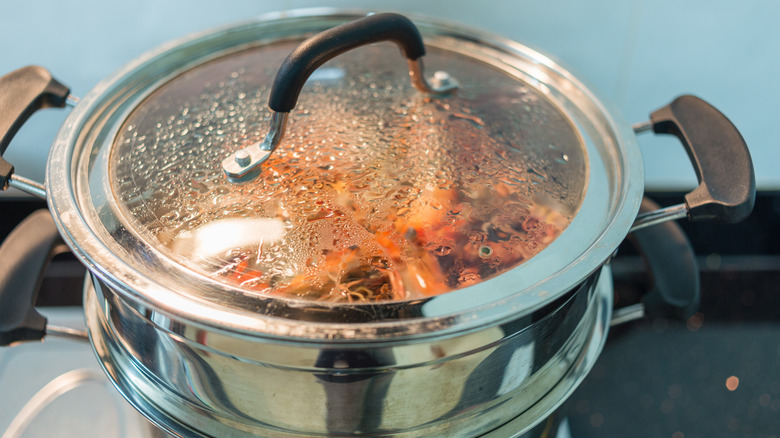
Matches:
[[1, 192, 778, 437]]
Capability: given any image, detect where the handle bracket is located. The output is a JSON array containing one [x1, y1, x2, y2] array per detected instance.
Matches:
[[620, 198, 701, 323], [0, 66, 70, 191]]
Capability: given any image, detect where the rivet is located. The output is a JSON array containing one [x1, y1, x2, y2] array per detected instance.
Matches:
[[235, 149, 251, 166], [434, 71, 451, 81]]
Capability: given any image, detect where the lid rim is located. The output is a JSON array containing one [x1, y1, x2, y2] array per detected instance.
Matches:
[[46, 9, 644, 341]]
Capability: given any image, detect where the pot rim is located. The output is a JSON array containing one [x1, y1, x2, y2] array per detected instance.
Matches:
[[46, 8, 643, 341]]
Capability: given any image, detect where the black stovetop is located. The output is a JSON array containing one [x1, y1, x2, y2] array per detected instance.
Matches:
[[564, 192, 780, 438], [2, 192, 779, 437]]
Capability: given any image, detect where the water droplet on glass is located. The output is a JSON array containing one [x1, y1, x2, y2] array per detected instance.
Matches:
[[107, 42, 584, 303]]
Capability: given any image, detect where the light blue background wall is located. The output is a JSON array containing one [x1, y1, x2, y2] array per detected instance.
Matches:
[[2, 0, 777, 195]]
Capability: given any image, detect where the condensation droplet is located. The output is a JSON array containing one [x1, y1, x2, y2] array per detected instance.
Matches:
[[107, 42, 584, 303]]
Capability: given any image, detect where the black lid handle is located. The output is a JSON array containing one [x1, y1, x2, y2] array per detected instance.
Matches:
[[222, 13, 457, 183], [648, 95, 755, 223], [0, 66, 70, 190], [270, 13, 430, 113], [0, 210, 64, 346]]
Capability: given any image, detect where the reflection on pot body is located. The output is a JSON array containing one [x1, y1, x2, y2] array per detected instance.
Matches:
[[87, 272, 604, 437]]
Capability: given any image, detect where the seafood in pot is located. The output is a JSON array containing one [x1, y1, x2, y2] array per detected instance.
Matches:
[[111, 42, 586, 303]]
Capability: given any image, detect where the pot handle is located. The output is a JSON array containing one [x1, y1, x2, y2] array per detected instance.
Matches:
[[634, 198, 700, 319], [0, 210, 64, 346], [0, 66, 70, 193], [632, 95, 755, 230], [612, 198, 700, 326], [222, 13, 458, 182]]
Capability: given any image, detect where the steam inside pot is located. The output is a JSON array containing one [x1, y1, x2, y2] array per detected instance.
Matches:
[[110, 42, 587, 303]]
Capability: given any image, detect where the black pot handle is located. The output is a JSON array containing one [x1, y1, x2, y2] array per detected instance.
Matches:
[[646, 95, 755, 223], [629, 198, 700, 320], [0, 66, 70, 191], [270, 13, 428, 113], [0, 210, 64, 346]]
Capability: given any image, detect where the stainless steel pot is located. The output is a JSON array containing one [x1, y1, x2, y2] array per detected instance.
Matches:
[[0, 10, 755, 437]]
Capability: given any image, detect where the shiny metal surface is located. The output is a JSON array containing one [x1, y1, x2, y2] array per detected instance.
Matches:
[[609, 302, 645, 327], [407, 58, 459, 94], [629, 203, 688, 233], [221, 112, 288, 181], [482, 269, 611, 437], [45, 324, 89, 341], [7, 175, 45, 199], [65, 95, 80, 108], [85, 268, 612, 437], [631, 120, 653, 134], [627, 122, 692, 232], [628, 119, 693, 233], [46, 10, 642, 339]]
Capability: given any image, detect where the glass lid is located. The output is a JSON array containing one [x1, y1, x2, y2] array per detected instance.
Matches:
[[108, 32, 587, 304]]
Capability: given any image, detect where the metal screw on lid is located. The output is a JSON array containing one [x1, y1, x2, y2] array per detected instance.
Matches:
[[234, 149, 251, 167], [432, 71, 455, 89]]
